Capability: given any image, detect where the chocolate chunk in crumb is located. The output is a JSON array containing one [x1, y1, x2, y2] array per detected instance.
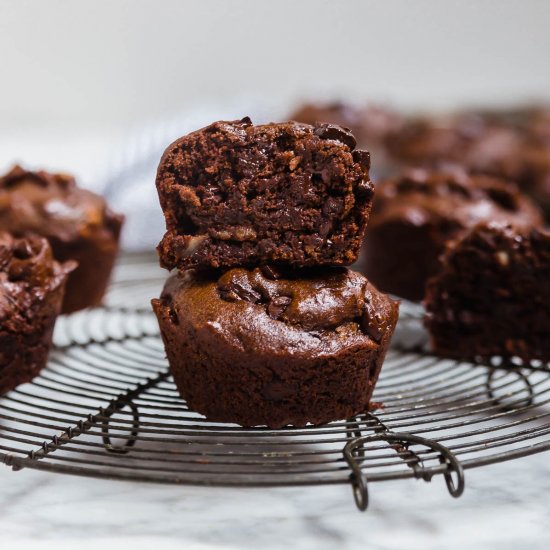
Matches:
[[314, 123, 357, 150], [352, 149, 371, 169]]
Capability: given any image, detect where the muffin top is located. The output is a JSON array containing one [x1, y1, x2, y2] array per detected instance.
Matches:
[[158, 266, 398, 357], [370, 166, 544, 231], [0, 165, 122, 242], [0, 232, 75, 328]]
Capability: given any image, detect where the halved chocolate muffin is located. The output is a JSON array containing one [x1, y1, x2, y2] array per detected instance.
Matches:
[[0, 232, 74, 394], [155, 117, 374, 271], [425, 222, 550, 363], [0, 165, 124, 313], [152, 266, 398, 428]]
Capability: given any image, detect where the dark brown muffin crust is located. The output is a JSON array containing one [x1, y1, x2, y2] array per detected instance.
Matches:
[[425, 223, 550, 363], [156, 117, 374, 271], [0, 165, 124, 313], [152, 266, 398, 428], [359, 166, 544, 301], [0, 232, 74, 394]]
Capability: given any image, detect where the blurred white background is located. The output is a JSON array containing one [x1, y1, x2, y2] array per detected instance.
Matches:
[[1, 0, 550, 130]]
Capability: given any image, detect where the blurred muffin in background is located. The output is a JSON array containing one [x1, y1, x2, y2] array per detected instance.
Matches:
[[0, 165, 124, 313], [424, 221, 550, 363], [357, 165, 544, 302]]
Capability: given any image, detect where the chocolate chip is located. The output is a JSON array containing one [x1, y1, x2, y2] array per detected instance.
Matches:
[[219, 282, 262, 303], [314, 123, 357, 150], [486, 187, 518, 212], [168, 306, 180, 326], [12, 239, 34, 260], [362, 313, 384, 343], [8, 261, 27, 282], [356, 179, 374, 199], [352, 149, 371, 169], [322, 197, 343, 216], [319, 220, 333, 237], [267, 295, 292, 320], [260, 265, 282, 280]]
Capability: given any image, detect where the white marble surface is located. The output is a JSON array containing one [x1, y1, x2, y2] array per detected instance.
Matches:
[[1, 452, 550, 549]]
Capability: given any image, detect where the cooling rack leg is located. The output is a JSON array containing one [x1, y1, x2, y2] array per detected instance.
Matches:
[[1, 452, 24, 472], [343, 431, 465, 511]]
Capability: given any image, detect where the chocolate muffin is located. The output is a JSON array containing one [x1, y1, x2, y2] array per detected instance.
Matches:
[[359, 167, 544, 301], [152, 266, 398, 428], [0, 232, 74, 394], [155, 117, 373, 271], [0, 166, 124, 313], [290, 101, 403, 176], [425, 222, 550, 363]]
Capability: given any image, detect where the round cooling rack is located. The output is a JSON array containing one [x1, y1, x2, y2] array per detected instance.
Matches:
[[1, 253, 550, 511]]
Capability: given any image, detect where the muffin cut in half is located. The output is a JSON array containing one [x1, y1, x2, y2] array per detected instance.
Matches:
[[0, 232, 75, 394], [152, 266, 398, 428], [425, 222, 550, 363], [156, 117, 374, 271]]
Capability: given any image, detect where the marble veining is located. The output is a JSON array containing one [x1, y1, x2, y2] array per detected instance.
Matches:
[[1, 452, 550, 549]]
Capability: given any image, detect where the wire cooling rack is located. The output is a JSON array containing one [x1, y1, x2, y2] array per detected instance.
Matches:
[[1, 253, 550, 511]]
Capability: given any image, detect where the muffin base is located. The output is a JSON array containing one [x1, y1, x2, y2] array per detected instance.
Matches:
[[152, 268, 398, 428]]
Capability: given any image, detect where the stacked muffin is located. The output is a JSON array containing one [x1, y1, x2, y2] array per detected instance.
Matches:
[[152, 117, 399, 428]]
